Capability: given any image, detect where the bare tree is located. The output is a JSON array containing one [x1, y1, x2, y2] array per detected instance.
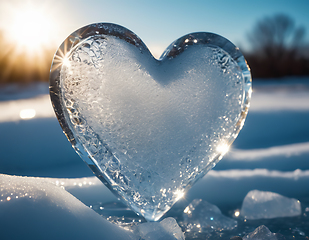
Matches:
[[245, 14, 309, 78], [248, 14, 306, 59]]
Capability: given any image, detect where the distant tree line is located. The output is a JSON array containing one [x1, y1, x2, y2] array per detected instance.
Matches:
[[0, 14, 308, 84], [243, 14, 309, 79]]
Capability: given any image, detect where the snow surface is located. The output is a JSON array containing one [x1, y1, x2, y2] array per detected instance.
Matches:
[[0, 77, 309, 239], [0, 174, 137, 240]]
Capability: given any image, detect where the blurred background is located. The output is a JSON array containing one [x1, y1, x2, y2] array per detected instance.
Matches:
[[0, 0, 308, 84]]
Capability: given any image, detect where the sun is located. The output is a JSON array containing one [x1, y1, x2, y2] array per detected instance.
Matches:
[[5, 2, 57, 56], [0, 1, 60, 82]]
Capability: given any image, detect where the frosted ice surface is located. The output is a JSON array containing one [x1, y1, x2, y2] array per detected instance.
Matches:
[[51, 23, 251, 221], [182, 199, 237, 231], [240, 190, 301, 220], [133, 217, 185, 240], [242, 225, 278, 240]]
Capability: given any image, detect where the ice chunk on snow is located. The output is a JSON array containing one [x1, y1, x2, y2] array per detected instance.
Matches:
[[0, 174, 137, 240], [243, 225, 279, 240], [133, 217, 185, 240], [159, 217, 185, 240], [182, 199, 237, 232], [240, 190, 301, 219]]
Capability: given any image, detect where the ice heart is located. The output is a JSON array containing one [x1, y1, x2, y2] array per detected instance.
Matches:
[[50, 23, 251, 221]]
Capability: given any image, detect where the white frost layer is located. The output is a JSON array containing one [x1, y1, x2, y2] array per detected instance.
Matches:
[[0, 174, 137, 240], [240, 190, 301, 219]]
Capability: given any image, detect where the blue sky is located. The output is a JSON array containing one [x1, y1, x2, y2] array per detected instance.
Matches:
[[0, 0, 308, 57]]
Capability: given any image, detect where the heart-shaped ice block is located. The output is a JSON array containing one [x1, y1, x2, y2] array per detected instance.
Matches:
[[50, 23, 251, 221]]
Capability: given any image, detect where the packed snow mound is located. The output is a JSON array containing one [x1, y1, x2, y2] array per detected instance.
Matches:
[[240, 190, 301, 219], [217, 142, 309, 171], [0, 174, 137, 240], [250, 88, 309, 111]]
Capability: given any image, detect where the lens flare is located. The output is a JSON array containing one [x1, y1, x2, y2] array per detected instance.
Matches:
[[216, 143, 230, 155]]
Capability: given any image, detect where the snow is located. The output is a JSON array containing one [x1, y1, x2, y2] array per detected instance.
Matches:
[[0, 174, 137, 240], [215, 142, 309, 171], [249, 89, 309, 111], [0, 77, 309, 239]]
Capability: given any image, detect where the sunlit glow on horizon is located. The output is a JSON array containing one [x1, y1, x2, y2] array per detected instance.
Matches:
[[3, 2, 58, 56], [0, 1, 62, 81], [7, 4, 54, 52]]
